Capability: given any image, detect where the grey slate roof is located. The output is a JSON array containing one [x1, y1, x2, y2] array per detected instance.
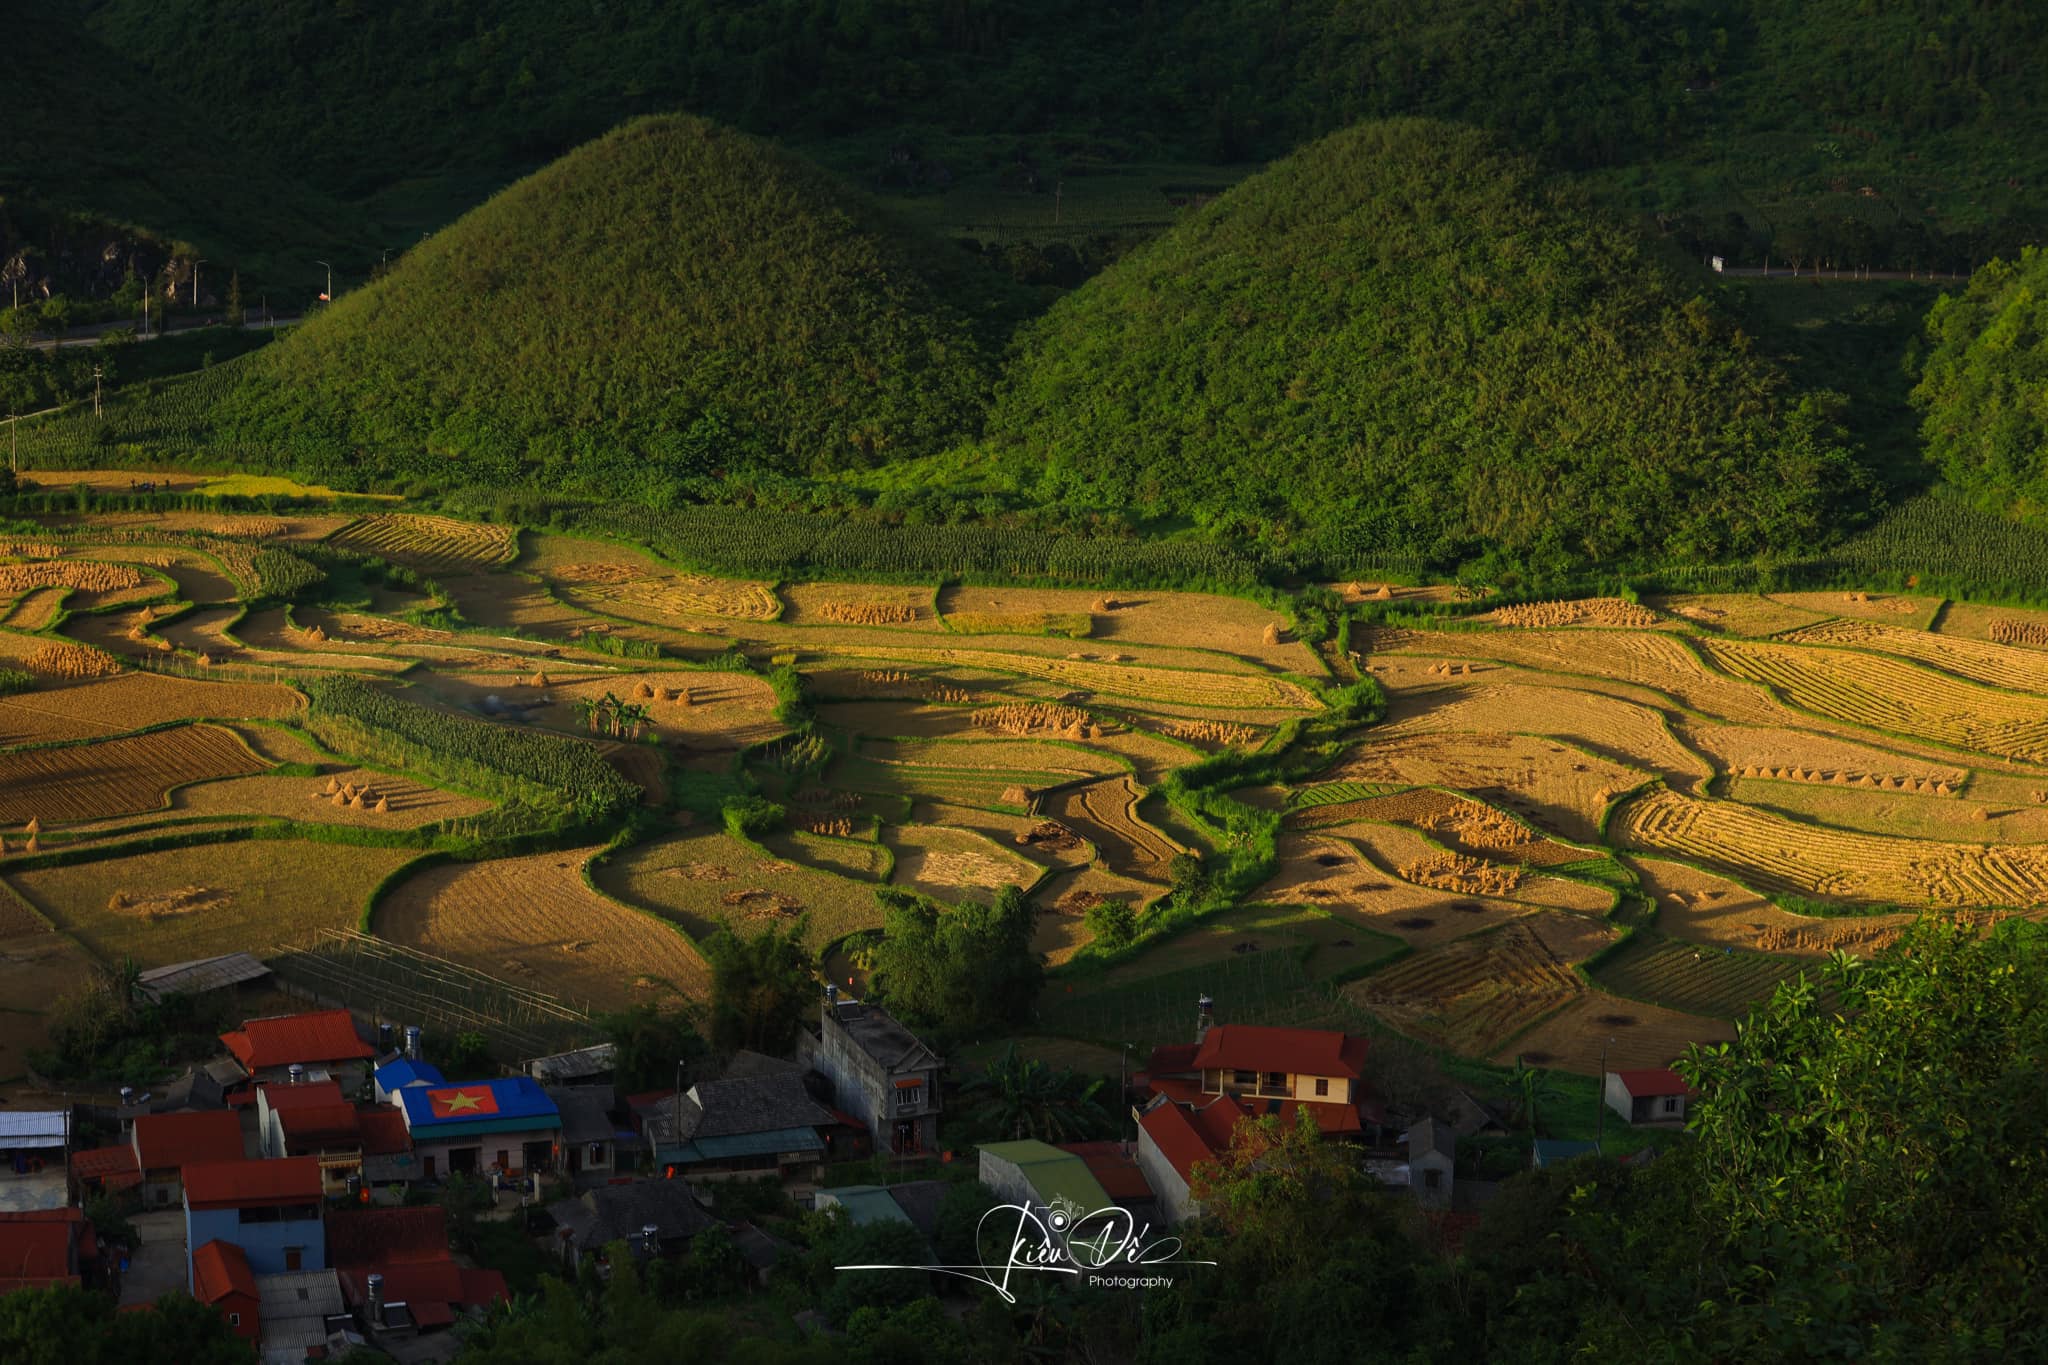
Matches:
[[827, 1002, 942, 1073], [544, 1086, 619, 1146], [1405, 1116, 1457, 1162], [548, 1181, 719, 1249], [527, 1043, 616, 1084], [659, 1073, 836, 1144], [1438, 1088, 1507, 1139], [719, 1049, 803, 1081], [877, 1179, 950, 1239]]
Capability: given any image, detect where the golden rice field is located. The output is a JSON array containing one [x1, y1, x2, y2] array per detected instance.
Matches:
[[0, 723, 265, 824], [327, 513, 518, 574]]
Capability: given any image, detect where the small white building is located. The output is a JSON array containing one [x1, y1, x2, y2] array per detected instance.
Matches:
[[1604, 1069, 1692, 1127]]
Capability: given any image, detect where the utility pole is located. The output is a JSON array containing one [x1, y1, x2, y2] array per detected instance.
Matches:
[[315, 260, 334, 305], [92, 362, 103, 420], [1120, 1042, 1133, 1155], [1596, 1037, 1612, 1146], [1054, 180, 1063, 226], [192, 259, 206, 310]]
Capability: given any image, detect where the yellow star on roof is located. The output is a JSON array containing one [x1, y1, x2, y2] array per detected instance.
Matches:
[[441, 1090, 483, 1112]]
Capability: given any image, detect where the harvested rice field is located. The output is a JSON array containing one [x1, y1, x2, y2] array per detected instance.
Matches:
[[376, 847, 710, 1008], [1311, 733, 1643, 842], [781, 582, 938, 630], [1631, 856, 1916, 955], [1042, 776, 1182, 881], [592, 830, 885, 950], [884, 824, 1042, 903], [1642, 592, 1829, 637], [8, 839, 423, 967], [326, 513, 517, 574], [1258, 832, 1531, 948], [0, 672, 301, 745], [936, 584, 1316, 671], [1344, 918, 1590, 1055], [0, 723, 265, 825], [1494, 989, 1737, 1075]]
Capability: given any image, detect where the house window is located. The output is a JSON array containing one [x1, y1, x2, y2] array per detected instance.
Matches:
[[1662, 1097, 1679, 1114], [588, 1142, 605, 1165], [897, 1083, 923, 1113], [1315, 1078, 1329, 1097], [284, 1247, 302, 1271], [1424, 1169, 1442, 1190], [1231, 1070, 1255, 1088], [228, 1313, 240, 1327]]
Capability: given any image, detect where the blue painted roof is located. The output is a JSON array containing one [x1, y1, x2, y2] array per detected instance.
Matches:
[[374, 1059, 446, 1090], [659, 1126, 825, 1164], [819, 1185, 913, 1227], [398, 1076, 560, 1129]]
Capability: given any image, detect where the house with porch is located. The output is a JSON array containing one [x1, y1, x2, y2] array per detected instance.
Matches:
[[395, 1078, 562, 1181], [801, 992, 943, 1157], [1140, 1019, 1376, 1137], [182, 1158, 326, 1283]]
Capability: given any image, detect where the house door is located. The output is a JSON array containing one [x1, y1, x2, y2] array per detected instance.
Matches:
[[894, 1120, 918, 1154], [497, 1149, 510, 1172], [423, 1154, 436, 1179], [284, 1247, 302, 1271]]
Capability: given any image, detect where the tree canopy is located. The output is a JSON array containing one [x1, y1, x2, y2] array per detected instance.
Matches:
[[1913, 246, 2048, 522], [868, 886, 1042, 1039]]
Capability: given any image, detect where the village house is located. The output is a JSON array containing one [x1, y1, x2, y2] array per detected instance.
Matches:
[[127, 1110, 245, 1208], [192, 1239, 262, 1349], [544, 1086, 626, 1183], [0, 1209, 97, 1293], [357, 1106, 419, 1191], [1604, 1069, 1693, 1127], [255, 1268, 349, 1363], [395, 1077, 562, 1181], [801, 989, 943, 1157], [1406, 1117, 1456, 1210], [547, 1180, 720, 1271], [639, 1071, 837, 1183], [182, 1157, 326, 1282], [326, 1206, 507, 1334], [1135, 1096, 1228, 1225], [1140, 1006, 1377, 1137], [979, 1140, 1117, 1230], [220, 1009, 377, 1089], [371, 1057, 445, 1105], [527, 1043, 616, 1087]]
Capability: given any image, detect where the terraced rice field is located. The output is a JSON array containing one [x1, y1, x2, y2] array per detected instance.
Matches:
[[822, 643, 1319, 711], [1344, 920, 1588, 1054], [1259, 832, 1531, 948], [1493, 990, 1736, 1075], [327, 513, 518, 574], [8, 839, 421, 967], [1700, 638, 2048, 761], [1777, 618, 2048, 695], [0, 723, 265, 824], [592, 830, 886, 951], [884, 824, 1041, 903], [1588, 933, 1810, 1018], [1043, 776, 1181, 880], [1314, 732, 1643, 842], [1632, 856, 1917, 955], [377, 846, 710, 1009], [0, 673, 301, 745], [551, 563, 780, 624], [1615, 788, 2048, 907]]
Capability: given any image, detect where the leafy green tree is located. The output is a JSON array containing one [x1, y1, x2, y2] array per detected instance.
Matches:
[[1913, 245, 2048, 521], [868, 886, 1043, 1038], [0, 1286, 255, 1364], [720, 793, 784, 840], [960, 1044, 1112, 1142], [598, 1003, 705, 1093], [439, 1029, 493, 1079], [703, 917, 813, 1054], [1082, 898, 1135, 951]]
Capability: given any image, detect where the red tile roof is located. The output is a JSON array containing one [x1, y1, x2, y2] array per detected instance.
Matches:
[[72, 1143, 141, 1181], [0, 1209, 95, 1264], [1615, 1068, 1692, 1099], [182, 1157, 323, 1209], [357, 1108, 412, 1157], [131, 1111, 244, 1172], [0, 1223, 78, 1290], [327, 1207, 451, 1269], [222, 1010, 374, 1070], [1139, 1101, 1215, 1184], [278, 1103, 361, 1145], [1190, 1025, 1368, 1080], [191, 1239, 257, 1305], [1139, 1075, 1204, 1106], [459, 1268, 510, 1307], [1143, 1043, 1198, 1077], [1057, 1142, 1156, 1202], [259, 1079, 347, 1111]]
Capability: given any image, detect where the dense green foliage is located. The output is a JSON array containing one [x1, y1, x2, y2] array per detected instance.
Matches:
[[0, 1286, 253, 1365], [991, 120, 1863, 571], [598, 1003, 707, 1094], [868, 886, 1042, 1039], [206, 115, 1007, 494], [1913, 247, 2048, 521], [300, 674, 637, 826], [702, 919, 813, 1055]]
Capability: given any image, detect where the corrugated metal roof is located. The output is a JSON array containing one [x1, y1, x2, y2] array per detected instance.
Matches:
[[0, 1111, 67, 1146], [667, 1126, 824, 1163], [526, 1044, 615, 1083], [397, 1077, 559, 1129], [818, 1185, 914, 1227], [223, 1009, 374, 1069], [980, 1140, 1115, 1212], [136, 953, 270, 1002]]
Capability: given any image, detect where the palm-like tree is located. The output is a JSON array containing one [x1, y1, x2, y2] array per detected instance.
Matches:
[[964, 1044, 1113, 1143], [1508, 1056, 1564, 1137]]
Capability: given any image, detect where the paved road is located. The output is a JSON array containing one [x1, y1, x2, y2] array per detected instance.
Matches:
[[27, 314, 303, 351]]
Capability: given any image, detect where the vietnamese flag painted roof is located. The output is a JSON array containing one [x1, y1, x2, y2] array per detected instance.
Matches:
[[397, 1076, 561, 1129], [426, 1086, 500, 1118]]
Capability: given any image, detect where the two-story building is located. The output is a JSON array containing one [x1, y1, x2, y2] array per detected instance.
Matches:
[[544, 1086, 624, 1183], [1140, 1019, 1374, 1136], [640, 1072, 837, 1183], [129, 1110, 245, 1208], [182, 1157, 326, 1284], [395, 1078, 562, 1181], [220, 1009, 376, 1089], [802, 992, 943, 1157]]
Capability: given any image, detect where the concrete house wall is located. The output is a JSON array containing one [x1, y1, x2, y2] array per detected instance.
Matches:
[[1135, 1125, 1198, 1226]]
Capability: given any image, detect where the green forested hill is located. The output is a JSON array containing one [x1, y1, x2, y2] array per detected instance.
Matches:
[[987, 120, 1862, 572], [204, 116, 1012, 493], [1913, 246, 2048, 522]]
